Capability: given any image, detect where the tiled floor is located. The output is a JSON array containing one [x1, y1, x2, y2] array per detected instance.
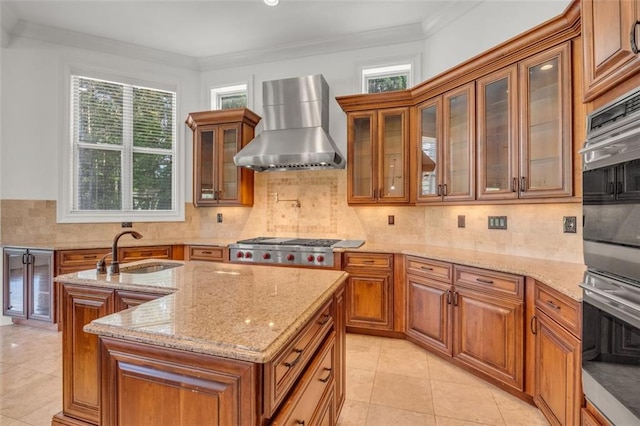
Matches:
[[0, 325, 548, 425]]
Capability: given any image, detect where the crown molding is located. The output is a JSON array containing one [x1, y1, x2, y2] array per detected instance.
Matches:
[[6, 19, 200, 71], [421, 0, 483, 37], [197, 23, 426, 71]]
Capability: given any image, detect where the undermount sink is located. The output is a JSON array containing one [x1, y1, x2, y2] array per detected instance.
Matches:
[[121, 263, 183, 274]]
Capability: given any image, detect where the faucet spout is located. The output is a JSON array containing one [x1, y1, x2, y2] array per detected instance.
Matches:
[[109, 230, 143, 275]]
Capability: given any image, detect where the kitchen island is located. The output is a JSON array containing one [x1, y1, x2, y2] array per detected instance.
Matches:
[[51, 260, 347, 426]]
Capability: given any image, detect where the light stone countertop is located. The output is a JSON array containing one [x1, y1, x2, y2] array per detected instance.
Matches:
[[341, 242, 586, 301], [57, 260, 347, 363], [0, 237, 235, 251]]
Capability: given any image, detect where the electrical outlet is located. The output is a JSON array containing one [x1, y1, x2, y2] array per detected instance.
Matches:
[[458, 215, 465, 228], [121, 222, 132, 228], [217, 213, 223, 223], [563, 216, 577, 233], [488, 216, 507, 230], [388, 215, 395, 225]]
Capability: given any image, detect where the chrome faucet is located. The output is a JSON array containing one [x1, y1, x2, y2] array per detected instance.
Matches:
[[107, 230, 143, 275]]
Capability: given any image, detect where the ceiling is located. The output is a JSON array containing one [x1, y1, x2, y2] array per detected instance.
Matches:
[[1, 0, 484, 69]]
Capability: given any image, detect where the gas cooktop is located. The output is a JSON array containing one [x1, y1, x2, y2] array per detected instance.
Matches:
[[235, 237, 342, 248]]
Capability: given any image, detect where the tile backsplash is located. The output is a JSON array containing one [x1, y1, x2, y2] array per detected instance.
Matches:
[[0, 170, 583, 263]]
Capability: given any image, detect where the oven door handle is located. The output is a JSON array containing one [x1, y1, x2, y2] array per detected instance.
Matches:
[[579, 283, 640, 313]]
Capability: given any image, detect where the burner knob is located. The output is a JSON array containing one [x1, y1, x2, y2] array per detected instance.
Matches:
[[286, 254, 295, 261], [307, 255, 315, 262], [236, 252, 244, 258], [263, 253, 271, 260], [317, 255, 325, 262], [245, 252, 253, 259]]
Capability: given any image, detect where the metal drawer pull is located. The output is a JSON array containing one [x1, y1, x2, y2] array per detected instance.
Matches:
[[284, 349, 303, 368], [141, 252, 153, 256], [420, 266, 434, 271], [476, 278, 494, 284], [201, 251, 212, 255], [319, 367, 332, 383], [295, 421, 305, 425], [318, 314, 331, 325], [631, 20, 640, 54], [83, 255, 97, 259], [446, 289, 451, 305], [453, 291, 459, 306], [362, 260, 375, 264], [546, 300, 561, 311]]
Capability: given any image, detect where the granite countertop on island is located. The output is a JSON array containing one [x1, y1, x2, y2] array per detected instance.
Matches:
[[55, 260, 348, 363]]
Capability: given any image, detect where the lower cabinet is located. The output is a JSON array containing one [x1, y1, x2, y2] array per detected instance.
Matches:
[[187, 245, 227, 262], [530, 281, 582, 426], [343, 252, 394, 332], [406, 256, 525, 392]]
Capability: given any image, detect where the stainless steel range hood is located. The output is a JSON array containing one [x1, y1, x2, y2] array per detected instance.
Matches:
[[234, 74, 346, 172]]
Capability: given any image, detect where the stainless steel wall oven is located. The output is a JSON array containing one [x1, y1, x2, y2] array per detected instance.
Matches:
[[581, 88, 640, 426]]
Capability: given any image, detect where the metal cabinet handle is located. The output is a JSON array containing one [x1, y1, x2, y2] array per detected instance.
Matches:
[[284, 349, 303, 368], [547, 300, 561, 311], [202, 251, 212, 255], [420, 266, 434, 271], [531, 315, 538, 335], [476, 278, 494, 284], [319, 367, 332, 383], [437, 184, 442, 196], [631, 20, 640, 54], [362, 260, 375, 264], [318, 314, 331, 325], [22, 253, 28, 265], [83, 255, 97, 260], [520, 176, 525, 192], [446, 289, 452, 305], [512, 177, 517, 192], [295, 421, 306, 425], [453, 291, 459, 306], [443, 183, 448, 196]]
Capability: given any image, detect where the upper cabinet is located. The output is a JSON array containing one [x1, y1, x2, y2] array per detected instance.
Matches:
[[347, 107, 410, 204], [476, 42, 573, 200], [417, 83, 475, 203], [582, 0, 640, 102], [186, 109, 261, 207]]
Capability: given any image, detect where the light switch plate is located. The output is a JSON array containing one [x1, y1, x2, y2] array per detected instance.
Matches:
[[217, 213, 223, 223], [388, 215, 395, 225], [563, 216, 577, 233], [488, 216, 507, 230], [458, 215, 465, 228]]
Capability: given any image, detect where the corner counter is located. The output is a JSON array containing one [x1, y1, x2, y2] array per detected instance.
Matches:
[[53, 260, 348, 426]]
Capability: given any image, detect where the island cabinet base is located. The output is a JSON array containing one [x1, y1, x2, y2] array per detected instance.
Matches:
[[99, 337, 260, 426]]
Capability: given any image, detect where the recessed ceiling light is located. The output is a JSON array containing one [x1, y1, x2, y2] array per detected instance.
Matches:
[[264, 0, 279, 6], [540, 63, 553, 71]]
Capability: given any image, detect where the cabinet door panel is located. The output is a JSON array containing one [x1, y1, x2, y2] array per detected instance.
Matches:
[[583, 0, 640, 101], [443, 83, 475, 201], [417, 97, 443, 202], [346, 274, 392, 330], [218, 124, 241, 203], [534, 310, 581, 426], [28, 250, 54, 322], [379, 108, 409, 203], [406, 274, 452, 356], [519, 42, 572, 198], [3, 249, 27, 318], [348, 112, 376, 202], [62, 285, 114, 424], [196, 127, 216, 204], [477, 66, 519, 200], [453, 289, 524, 391]]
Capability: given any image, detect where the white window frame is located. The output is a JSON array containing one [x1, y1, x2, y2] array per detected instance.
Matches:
[[361, 62, 414, 94], [58, 65, 184, 223], [210, 83, 248, 110]]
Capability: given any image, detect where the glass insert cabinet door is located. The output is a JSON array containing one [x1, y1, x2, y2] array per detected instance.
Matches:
[[349, 112, 375, 201], [417, 97, 442, 201], [218, 124, 241, 202], [443, 83, 475, 201], [477, 66, 519, 199], [379, 108, 408, 202], [519, 42, 572, 197], [197, 126, 216, 202], [3, 249, 27, 318], [28, 250, 54, 321]]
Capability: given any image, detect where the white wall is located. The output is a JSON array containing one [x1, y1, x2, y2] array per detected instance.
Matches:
[[0, 36, 200, 201], [0, 6, 9, 326], [423, 0, 571, 79]]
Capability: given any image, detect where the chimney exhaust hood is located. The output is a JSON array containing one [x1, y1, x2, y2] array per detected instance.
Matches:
[[233, 74, 346, 172]]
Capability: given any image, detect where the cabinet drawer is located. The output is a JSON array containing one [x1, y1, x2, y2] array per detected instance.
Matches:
[[265, 300, 333, 417], [188, 246, 226, 262], [344, 252, 392, 269], [454, 265, 524, 300], [271, 332, 335, 426], [57, 248, 111, 269], [406, 256, 452, 283], [535, 282, 580, 337], [118, 246, 172, 262]]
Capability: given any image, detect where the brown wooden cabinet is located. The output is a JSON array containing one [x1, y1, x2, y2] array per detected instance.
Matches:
[[343, 252, 394, 331], [476, 42, 572, 200], [346, 108, 410, 204], [582, 0, 640, 101], [530, 281, 582, 426], [186, 245, 227, 262], [186, 108, 261, 207], [117, 245, 172, 262], [54, 283, 164, 426], [406, 257, 525, 392]]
